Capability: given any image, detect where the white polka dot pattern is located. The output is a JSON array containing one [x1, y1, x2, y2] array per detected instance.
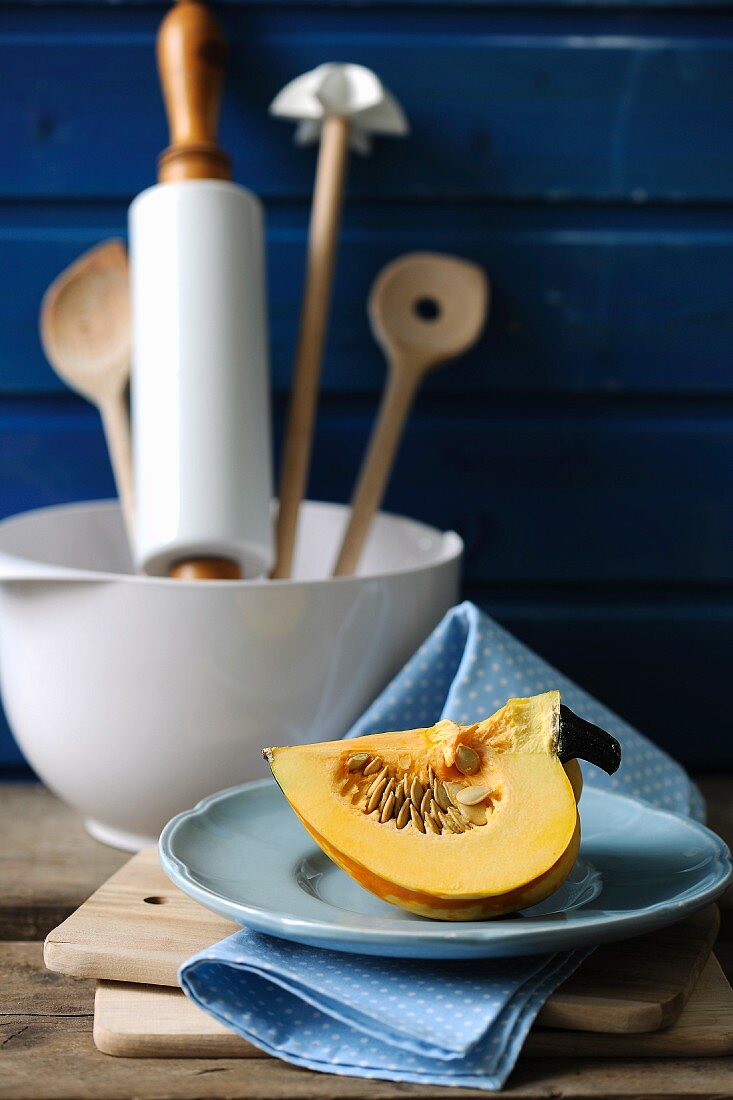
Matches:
[[180, 934, 590, 1089], [347, 601, 702, 820], [180, 601, 701, 1090]]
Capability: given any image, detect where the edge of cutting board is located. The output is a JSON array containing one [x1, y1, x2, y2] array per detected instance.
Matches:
[[538, 904, 719, 1034], [46, 846, 719, 1035], [527, 955, 733, 1059], [44, 846, 234, 985], [92, 955, 733, 1060]]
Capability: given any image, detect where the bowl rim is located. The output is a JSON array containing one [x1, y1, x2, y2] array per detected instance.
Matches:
[[0, 499, 463, 588]]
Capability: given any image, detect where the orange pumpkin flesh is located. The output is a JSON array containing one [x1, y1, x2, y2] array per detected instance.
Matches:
[[265, 691, 618, 921]]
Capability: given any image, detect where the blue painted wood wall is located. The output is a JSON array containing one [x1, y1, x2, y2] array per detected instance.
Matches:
[[2, 0, 732, 771]]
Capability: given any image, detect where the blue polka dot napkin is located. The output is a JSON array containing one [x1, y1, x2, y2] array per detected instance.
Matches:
[[348, 601, 701, 819], [179, 601, 701, 1089], [180, 935, 589, 1088]]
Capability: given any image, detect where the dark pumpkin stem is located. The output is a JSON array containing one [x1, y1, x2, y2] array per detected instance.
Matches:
[[557, 705, 621, 775]]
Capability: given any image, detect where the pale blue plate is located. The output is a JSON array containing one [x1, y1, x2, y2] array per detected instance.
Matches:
[[159, 780, 731, 959]]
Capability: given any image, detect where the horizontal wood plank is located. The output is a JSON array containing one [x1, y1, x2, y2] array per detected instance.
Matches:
[[2, 783, 730, 1099], [1, 778, 732, 1096], [5, 205, 733, 396], [475, 592, 733, 770], [4, 395, 733, 586], [2, 393, 733, 590], [2, 9, 733, 201], [0, 786, 125, 939], [5, 938, 733, 1097], [5, 955, 733, 1100]]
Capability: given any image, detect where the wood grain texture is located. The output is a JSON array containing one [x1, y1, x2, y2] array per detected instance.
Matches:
[[5, 942, 733, 1098], [273, 114, 351, 579], [537, 907, 719, 1034], [531, 957, 733, 1059], [332, 252, 489, 577], [90, 956, 733, 1060], [0, 786, 125, 940], [6, 207, 733, 397], [3, 9, 733, 202], [156, 0, 231, 183], [44, 847, 235, 986], [43, 844, 719, 1036], [94, 980, 266, 1058], [3, 784, 733, 1098], [38, 238, 135, 542]]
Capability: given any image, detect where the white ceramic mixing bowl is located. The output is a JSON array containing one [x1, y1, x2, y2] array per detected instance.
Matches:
[[0, 500, 461, 849]]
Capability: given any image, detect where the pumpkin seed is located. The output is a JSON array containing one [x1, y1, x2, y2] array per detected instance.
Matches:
[[396, 799, 411, 829], [363, 757, 382, 777], [446, 807, 467, 832], [439, 810, 460, 834], [380, 777, 396, 808], [444, 780, 461, 804], [366, 766, 389, 800], [431, 803, 443, 827], [366, 776, 389, 813], [442, 744, 456, 768], [459, 801, 487, 826], [424, 812, 440, 834], [347, 752, 370, 772], [410, 804, 426, 833], [420, 789, 432, 818], [455, 743, 480, 775], [380, 791, 396, 823], [455, 785, 492, 806], [410, 778, 424, 806], [427, 764, 436, 784], [433, 778, 450, 812], [394, 777, 406, 811]]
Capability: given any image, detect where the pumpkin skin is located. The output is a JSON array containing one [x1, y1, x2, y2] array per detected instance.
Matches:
[[264, 691, 618, 921]]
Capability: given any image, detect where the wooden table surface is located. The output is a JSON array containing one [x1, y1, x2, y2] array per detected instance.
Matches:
[[2, 778, 732, 1100]]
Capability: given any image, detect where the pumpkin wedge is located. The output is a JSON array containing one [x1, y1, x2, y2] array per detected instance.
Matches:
[[264, 691, 620, 920]]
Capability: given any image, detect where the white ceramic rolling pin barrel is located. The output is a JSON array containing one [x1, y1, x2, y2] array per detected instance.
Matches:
[[130, 0, 272, 580]]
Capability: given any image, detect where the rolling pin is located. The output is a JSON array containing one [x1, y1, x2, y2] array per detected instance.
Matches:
[[130, 0, 273, 580]]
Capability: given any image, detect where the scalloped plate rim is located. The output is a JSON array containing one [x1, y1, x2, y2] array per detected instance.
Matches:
[[159, 779, 732, 959]]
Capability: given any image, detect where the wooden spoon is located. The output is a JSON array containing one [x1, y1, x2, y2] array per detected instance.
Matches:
[[332, 252, 489, 577], [40, 239, 135, 542]]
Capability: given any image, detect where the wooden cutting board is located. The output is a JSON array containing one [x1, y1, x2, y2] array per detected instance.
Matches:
[[93, 956, 733, 1059], [45, 847, 720, 1035]]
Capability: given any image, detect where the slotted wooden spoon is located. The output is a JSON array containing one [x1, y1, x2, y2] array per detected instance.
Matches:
[[40, 239, 135, 543], [332, 252, 489, 577]]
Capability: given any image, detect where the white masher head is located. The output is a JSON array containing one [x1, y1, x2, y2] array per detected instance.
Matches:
[[270, 63, 409, 153]]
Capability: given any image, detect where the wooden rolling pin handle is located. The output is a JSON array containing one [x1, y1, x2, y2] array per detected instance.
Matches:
[[156, 0, 240, 581], [156, 0, 231, 183], [169, 558, 242, 581]]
